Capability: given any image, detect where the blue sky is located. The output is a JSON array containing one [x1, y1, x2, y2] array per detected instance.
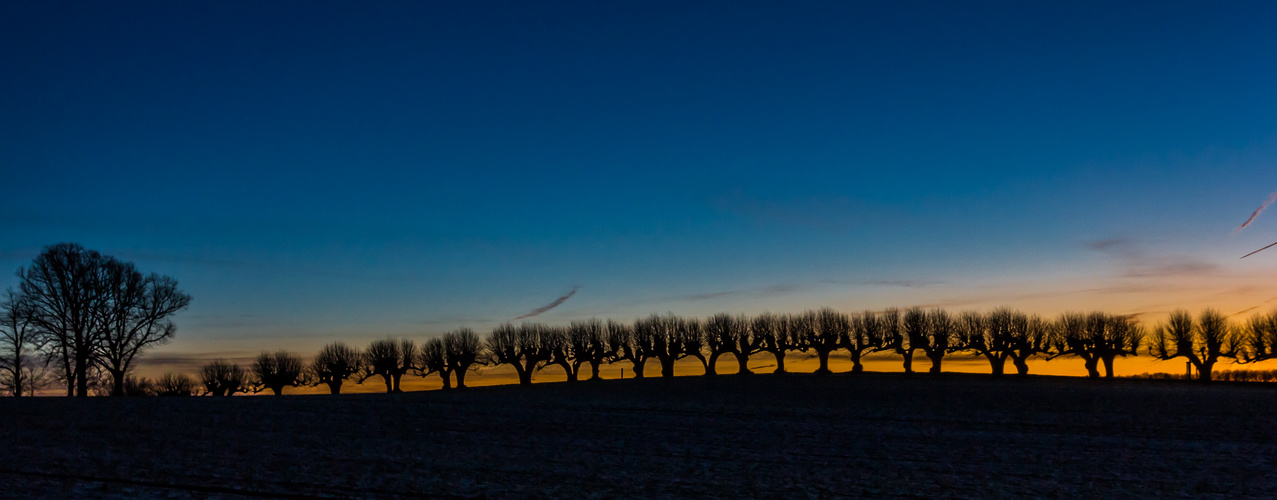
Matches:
[[4, 1, 1277, 373]]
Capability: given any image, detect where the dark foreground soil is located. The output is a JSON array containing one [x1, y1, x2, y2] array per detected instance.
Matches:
[[2, 373, 1276, 498]]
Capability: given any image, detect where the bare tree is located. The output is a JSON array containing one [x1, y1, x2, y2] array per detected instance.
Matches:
[[96, 260, 192, 397], [361, 339, 415, 393], [418, 337, 452, 389], [902, 308, 955, 374], [155, 373, 196, 397], [958, 308, 1022, 376], [200, 359, 248, 396], [675, 316, 708, 374], [16, 243, 111, 396], [1150, 309, 1239, 381], [309, 342, 362, 394], [847, 310, 891, 373], [1240, 309, 1277, 363], [123, 375, 154, 396], [1051, 312, 1143, 378], [565, 319, 613, 381], [802, 308, 846, 374], [444, 328, 481, 388], [485, 323, 552, 386], [1007, 312, 1050, 376], [1, 290, 40, 397], [704, 313, 759, 375], [252, 350, 305, 395], [751, 312, 800, 374], [635, 314, 693, 378], [609, 320, 648, 378], [543, 325, 585, 382]]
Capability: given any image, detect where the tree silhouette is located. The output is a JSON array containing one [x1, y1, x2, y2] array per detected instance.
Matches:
[[751, 312, 801, 374], [1150, 309, 1239, 381], [444, 328, 481, 388], [252, 350, 305, 395], [154, 373, 195, 397], [485, 323, 552, 386], [96, 260, 191, 397], [847, 310, 891, 373], [802, 309, 847, 374], [704, 313, 759, 375], [1, 290, 40, 397], [565, 319, 613, 381], [542, 325, 585, 382], [1007, 312, 1050, 376], [418, 337, 452, 389], [200, 359, 248, 396], [958, 308, 1025, 376], [1051, 312, 1143, 378], [609, 320, 648, 378], [361, 339, 415, 393], [1240, 309, 1277, 363], [122, 375, 154, 396], [309, 342, 362, 394], [16, 243, 111, 396], [634, 314, 695, 378], [675, 316, 709, 375], [902, 308, 955, 374]]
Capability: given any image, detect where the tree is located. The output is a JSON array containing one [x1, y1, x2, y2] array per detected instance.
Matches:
[[16, 243, 111, 396], [309, 342, 362, 394], [704, 313, 759, 375], [485, 323, 552, 386], [418, 337, 452, 390], [902, 308, 955, 374], [634, 314, 693, 378], [96, 260, 192, 397], [565, 319, 613, 381], [609, 320, 648, 378], [444, 328, 481, 388], [361, 339, 415, 393], [200, 359, 248, 396], [1240, 309, 1277, 363], [252, 350, 305, 395], [1007, 312, 1050, 376], [751, 312, 799, 374], [674, 316, 708, 375], [1, 290, 40, 397], [154, 373, 196, 397], [801, 308, 848, 374], [847, 310, 891, 373], [1150, 309, 1239, 381], [542, 325, 584, 382], [122, 375, 155, 397], [957, 308, 1020, 376], [1051, 312, 1143, 378]]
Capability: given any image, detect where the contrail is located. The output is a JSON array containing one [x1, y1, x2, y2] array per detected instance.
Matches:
[[1241, 240, 1277, 259], [513, 286, 579, 320], [1238, 191, 1277, 231]]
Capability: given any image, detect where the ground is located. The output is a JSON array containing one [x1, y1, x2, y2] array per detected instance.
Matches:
[[2, 373, 1275, 498]]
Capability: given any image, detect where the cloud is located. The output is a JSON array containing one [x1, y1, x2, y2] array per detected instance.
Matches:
[[513, 286, 579, 320], [1084, 236, 1220, 278], [1238, 191, 1277, 231]]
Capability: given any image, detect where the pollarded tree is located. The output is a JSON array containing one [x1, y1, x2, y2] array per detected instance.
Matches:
[[155, 373, 196, 397], [847, 310, 891, 373], [95, 260, 192, 397], [1240, 309, 1277, 363], [675, 316, 709, 375], [418, 337, 452, 389], [444, 328, 482, 388], [200, 359, 248, 396], [805, 308, 848, 374], [610, 319, 648, 379], [361, 338, 415, 393], [958, 308, 1017, 376], [1150, 309, 1240, 382], [704, 313, 759, 375], [309, 342, 362, 394], [1007, 312, 1050, 376], [542, 325, 584, 382], [904, 307, 956, 374], [1051, 312, 1143, 378], [752, 312, 801, 374], [485, 323, 552, 386], [566, 319, 613, 381], [634, 313, 697, 378], [253, 350, 305, 395]]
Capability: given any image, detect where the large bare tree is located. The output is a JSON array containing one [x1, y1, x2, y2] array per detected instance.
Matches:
[[847, 310, 892, 373], [704, 313, 759, 375], [564, 319, 613, 381], [751, 312, 801, 374], [1150, 309, 1239, 381], [200, 359, 248, 396], [252, 350, 305, 395], [1, 290, 41, 396], [485, 323, 552, 386], [1050, 312, 1143, 378], [542, 325, 584, 381], [609, 320, 647, 378], [16, 243, 111, 396], [444, 328, 482, 388], [309, 342, 363, 394], [96, 261, 191, 396], [418, 337, 452, 389], [1240, 309, 1277, 363]]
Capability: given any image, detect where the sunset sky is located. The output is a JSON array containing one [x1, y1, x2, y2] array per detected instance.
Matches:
[[4, 1, 1277, 388]]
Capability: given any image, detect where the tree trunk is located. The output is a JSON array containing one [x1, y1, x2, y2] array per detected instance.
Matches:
[[815, 349, 831, 374], [1083, 357, 1100, 378], [564, 362, 579, 382], [1198, 360, 1215, 381], [630, 358, 646, 379], [1101, 356, 1115, 379], [270, 386, 283, 395], [110, 368, 126, 397], [75, 358, 89, 397], [589, 361, 602, 381], [516, 362, 533, 386], [452, 369, 466, 389], [327, 381, 342, 394], [438, 370, 453, 390], [735, 352, 752, 375], [987, 355, 1005, 376], [771, 350, 786, 374], [1011, 356, 1030, 376], [850, 350, 863, 373], [902, 350, 914, 374], [928, 352, 943, 374], [391, 373, 404, 392], [705, 352, 721, 376], [660, 357, 675, 378], [381, 374, 394, 393]]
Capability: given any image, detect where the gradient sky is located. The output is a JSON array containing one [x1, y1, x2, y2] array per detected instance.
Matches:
[[4, 1, 1277, 384]]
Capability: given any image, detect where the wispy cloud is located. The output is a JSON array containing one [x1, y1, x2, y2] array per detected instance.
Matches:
[[1084, 236, 1220, 278], [513, 286, 579, 320], [1238, 190, 1277, 231]]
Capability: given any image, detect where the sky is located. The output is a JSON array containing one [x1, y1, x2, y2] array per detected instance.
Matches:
[[4, 1, 1277, 387]]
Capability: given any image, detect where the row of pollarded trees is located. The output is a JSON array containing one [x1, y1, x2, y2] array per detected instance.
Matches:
[[155, 306, 1277, 396]]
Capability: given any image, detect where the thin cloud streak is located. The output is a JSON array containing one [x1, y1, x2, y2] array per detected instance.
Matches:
[[513, 286, 579, 320], [1241, 240, 1277, 259], [1238, 191, 1277, 231]]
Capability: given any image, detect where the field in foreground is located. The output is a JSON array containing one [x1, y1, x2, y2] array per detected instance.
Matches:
[[3, 373, 1276, 498]]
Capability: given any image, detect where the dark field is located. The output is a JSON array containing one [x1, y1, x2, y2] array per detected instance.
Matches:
[[3, 374, 1276, 498]]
